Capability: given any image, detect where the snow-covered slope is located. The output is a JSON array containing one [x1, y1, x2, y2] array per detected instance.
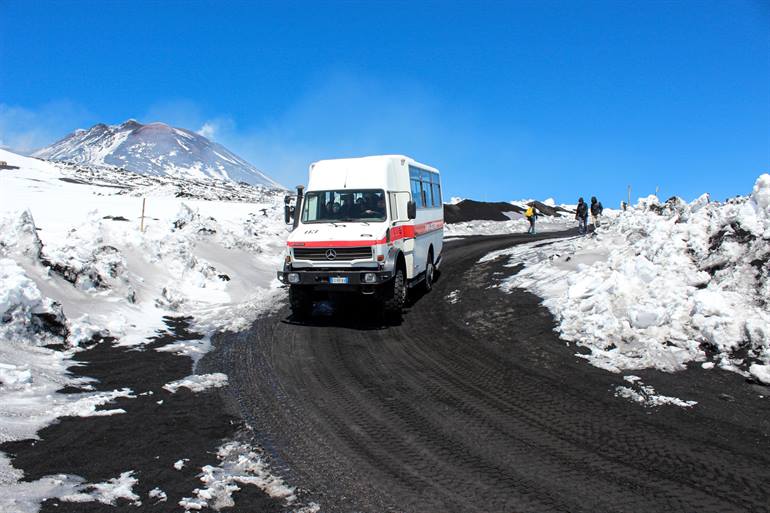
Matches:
[[486, 175, 770, 387], [33, 119, 283, 188], [0, 148, 290, 508]]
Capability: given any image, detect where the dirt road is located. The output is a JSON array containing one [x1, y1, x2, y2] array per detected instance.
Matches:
[[209, 231, 770, 513]]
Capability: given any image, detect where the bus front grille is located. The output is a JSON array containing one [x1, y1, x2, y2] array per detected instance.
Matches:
[[293, 247, 373, 261]]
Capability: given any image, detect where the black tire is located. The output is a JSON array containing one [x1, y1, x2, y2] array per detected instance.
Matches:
[[383, 268, 406, 319], [421, 254, 435, 292], [289, 285, 313, 318]]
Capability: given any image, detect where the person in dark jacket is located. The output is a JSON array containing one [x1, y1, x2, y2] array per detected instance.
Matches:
[[590, 196, 604, 228], [575, 197, 589, 234]]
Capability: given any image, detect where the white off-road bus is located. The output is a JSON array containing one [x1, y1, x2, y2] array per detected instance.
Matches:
[[278, 155, 444, 318]]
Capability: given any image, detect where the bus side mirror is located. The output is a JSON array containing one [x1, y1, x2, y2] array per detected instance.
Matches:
[[284, 195, 295, 224], [407, 201, 417, 220]]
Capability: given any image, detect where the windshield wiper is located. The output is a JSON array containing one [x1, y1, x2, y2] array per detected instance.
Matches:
[[336, 218, 370, 225]]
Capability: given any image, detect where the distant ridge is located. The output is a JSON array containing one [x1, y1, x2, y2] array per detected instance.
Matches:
[[444, 199, 573, 223]]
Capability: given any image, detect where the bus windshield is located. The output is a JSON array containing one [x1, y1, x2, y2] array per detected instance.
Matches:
[[301, 189, 387, 223]]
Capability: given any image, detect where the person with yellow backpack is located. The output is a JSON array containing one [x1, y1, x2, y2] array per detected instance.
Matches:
[[525, 205, 537, 234]]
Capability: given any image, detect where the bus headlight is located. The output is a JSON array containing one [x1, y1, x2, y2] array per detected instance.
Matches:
[[287, 273, 300, 284], [363, 273, 377, 283]]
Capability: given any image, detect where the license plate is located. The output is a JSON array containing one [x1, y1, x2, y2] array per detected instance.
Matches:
[[330, 276, 349, 284]]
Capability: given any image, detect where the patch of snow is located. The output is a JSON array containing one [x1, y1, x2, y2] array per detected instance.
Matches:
[[615, 378, 697, 408], [749, 363, 770, 384], [1, 469, 142, 511], [163, 373, 228, 393], [60, 471, 141, 506], [174, 459, 188, 470], [148, 487, 168, 503], [180, 441, 301, 511], [446, 290, 460, 304], [0, 467, 84, 513], [52, 388, 135, 417]]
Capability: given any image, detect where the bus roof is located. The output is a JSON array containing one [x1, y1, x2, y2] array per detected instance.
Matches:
[[310, 155, 439, 174]]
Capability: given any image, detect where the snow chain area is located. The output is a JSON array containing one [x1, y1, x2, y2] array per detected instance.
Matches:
[[0, 149, 300, 512], [485, 174, 770, 391]]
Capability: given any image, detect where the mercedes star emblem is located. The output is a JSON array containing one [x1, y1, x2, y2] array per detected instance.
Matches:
[[325, 249, 337, 260]]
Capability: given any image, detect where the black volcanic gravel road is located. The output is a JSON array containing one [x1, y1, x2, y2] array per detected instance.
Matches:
[[210, 231, 770, 513]]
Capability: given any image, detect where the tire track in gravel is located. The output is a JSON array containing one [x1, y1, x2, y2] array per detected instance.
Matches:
[[209, 230, 770, 513]]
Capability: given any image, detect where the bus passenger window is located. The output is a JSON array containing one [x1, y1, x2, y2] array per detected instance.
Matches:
[[432, 182, 441, 207], [411, 179, 423, 208], [423, 179, 433, 207]]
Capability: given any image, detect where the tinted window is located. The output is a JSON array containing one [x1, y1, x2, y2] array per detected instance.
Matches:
[[302, 189, 387, 223]]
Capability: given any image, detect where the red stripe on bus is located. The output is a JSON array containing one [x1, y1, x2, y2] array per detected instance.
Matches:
[[287, 219, 443, 247], [288, 238, 385, 248]]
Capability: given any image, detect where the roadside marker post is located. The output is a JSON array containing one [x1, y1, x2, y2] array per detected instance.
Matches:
[[140, 198, 146, 232]]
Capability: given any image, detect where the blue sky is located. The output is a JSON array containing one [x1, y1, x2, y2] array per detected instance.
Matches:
[[1, 0, 768, 204]]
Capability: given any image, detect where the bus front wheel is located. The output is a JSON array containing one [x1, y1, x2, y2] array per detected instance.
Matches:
[[383, 269, 406, 319], [289, 285, 313, 318]]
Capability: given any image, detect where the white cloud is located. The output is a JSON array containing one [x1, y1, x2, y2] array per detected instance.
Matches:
[[197, 122, 217, 139], [0, 101, 92, 154], [194, 117, 235, 142]]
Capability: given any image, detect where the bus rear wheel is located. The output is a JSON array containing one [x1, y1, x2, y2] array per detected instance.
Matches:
[[422, 257, 435, 292]]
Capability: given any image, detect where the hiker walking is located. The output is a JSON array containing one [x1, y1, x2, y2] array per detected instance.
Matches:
[[525, 205, 537, 234], [590, 196, 604, 228], [576, 197, 589, 234]]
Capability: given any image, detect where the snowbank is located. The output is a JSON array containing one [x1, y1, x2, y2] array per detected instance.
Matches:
[[445, 214, 575, 237], [0, 148, 289, 509], [486, 175, 770, 382]]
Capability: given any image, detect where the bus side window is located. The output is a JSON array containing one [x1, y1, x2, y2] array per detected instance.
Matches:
[[432, 181, 441, 207], [427, 173, 436, 207], [419, 171, 427, 209], [389, 193, 400, 220], [411, 178, 423, 208]]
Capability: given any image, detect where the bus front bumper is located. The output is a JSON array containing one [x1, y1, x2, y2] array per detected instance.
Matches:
[[277, 269, 393, 286]]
